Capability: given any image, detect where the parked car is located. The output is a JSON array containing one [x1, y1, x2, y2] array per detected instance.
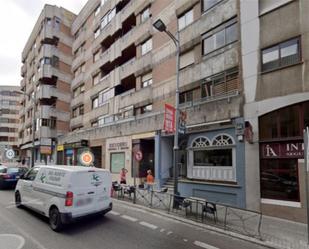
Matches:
[[15, 165, 112, 231], [0, 166, 28, 189]]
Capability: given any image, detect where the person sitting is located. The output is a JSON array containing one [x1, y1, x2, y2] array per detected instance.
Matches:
[[120, 168, 128, 184]]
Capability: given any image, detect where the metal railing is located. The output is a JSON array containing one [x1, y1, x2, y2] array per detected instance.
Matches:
[[113, 187, 262, 239]]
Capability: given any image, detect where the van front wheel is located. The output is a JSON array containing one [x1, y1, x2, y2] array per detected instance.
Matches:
[[49, 207, 63, 232]]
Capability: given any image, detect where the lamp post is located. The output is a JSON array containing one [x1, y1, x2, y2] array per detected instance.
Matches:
[[153, 19, 180, 196], [19, 90, 36, 168]]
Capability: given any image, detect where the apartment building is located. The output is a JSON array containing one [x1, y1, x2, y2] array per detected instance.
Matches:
[[0, 86, 21, 163], [19, 5, 76, 165], [241, 0, 309, 221], [57, 0, 246, 208]]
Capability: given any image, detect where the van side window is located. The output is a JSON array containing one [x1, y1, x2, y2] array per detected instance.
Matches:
[[24, 168, 39, 181]]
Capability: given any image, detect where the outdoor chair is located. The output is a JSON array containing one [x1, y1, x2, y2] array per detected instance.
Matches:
[[202, 202, 217, 223], [172, 195, 191, 215], [112, 181, 123, 199]]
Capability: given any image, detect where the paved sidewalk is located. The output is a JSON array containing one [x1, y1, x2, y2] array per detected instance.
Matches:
[[113, 189, 309, 249]]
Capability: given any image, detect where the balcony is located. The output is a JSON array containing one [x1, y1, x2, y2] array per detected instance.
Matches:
[[70, 115, 83, 128], [71, 93, 85, 109], [43, 24, 55, 41], [21, 64, 27, 77], [71, 72, 85, 89], [72, 51, 86, 71], [120, 0, 142, 23], [120, 57, 136, 80], [92, 14, 121, 50], [37, 126, 57, 138], [85, 103, 109, 123], [37, 85, 57, 99], [72, 28, 86, 53], [121, 19, 152, 51], [118, 86, 152, 109], [135, 52, 152, 76]]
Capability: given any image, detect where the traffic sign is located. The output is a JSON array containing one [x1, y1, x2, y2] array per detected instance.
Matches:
[[5, 149, 15, 159], [80, 151, 94, 166], [134, 150, 143, 162]]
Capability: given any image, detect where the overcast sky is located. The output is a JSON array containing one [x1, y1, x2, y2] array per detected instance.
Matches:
[[0, 0, 88, 87]]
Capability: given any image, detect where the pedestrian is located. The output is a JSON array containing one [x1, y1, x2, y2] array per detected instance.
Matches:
[[146, 169, 154, 191], [120, 168, 128, 184]]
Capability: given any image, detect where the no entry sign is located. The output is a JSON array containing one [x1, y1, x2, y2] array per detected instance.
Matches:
[[134, 150, 143, 161]]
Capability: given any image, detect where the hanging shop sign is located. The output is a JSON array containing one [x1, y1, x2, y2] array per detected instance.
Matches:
[[40, 146, 52, 155], [164, 104, 175, 133], [260, 141, 304, 159]]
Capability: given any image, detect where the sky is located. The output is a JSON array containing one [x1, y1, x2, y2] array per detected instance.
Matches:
[[0, 0, 88, 86]]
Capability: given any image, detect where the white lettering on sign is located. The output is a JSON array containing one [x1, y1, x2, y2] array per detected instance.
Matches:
[[266, 144, 277, 157]]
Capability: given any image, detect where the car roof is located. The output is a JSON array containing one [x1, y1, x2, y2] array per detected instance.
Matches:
[[35, 165, 109, 173]]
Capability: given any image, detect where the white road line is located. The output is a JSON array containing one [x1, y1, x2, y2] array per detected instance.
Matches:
[[166, 231, 173, 236], [183, 239, 188, 242], [139, 221, 158, 230], [109, 211, 120, 216], [0, 234, 25, 249], [193, 241, 219, 249], [160, 228, 165, 233], [121, 215, 138, 222]]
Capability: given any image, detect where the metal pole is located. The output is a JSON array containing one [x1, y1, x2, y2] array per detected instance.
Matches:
[[31, 92, 36, 168], [304, 127, 309, 244], [133, 152, 136, 204], [173, 30, 180, 196]]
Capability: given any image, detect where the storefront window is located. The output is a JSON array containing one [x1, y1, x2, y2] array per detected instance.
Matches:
[[194, 149, 232, 166], [110, 152, 125, 173], [260, 159, 299, 202]]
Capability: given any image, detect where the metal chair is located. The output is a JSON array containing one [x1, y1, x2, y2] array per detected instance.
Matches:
[[202, 202, 217, 223]]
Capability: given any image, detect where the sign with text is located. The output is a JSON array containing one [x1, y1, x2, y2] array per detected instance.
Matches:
[[260, 141, 304, 159], [164, 104, 175, 133]]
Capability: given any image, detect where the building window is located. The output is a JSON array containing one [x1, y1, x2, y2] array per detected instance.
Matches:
[[178, 9, 193, 30], [94, 5, 100, 16], [93, 73, 100, 85], [261, 37, 301, 72], [110, 152, 125, 173], [72, 105, 84, 118], [179, 90, 193, 104], [51, 56, 59, 68], [141, 38, 152, 55], [101, 8, 116, 30], [98, 115, 114, 126], [190, 134, 235, 180], [92, 96, 99, 109], [115, 106, 134, 120], [141, 104, 153, 114], [73, 84, 85, 98], [93, 50, 101, 62], [141, 7, 150, 23], [94, 27, 100, 39], [202, 0, 222, 12], [201, 67, 238, 98], [202, 18, 237, 55], [141, 72, 152, 88], [98, 88, 114, 106]]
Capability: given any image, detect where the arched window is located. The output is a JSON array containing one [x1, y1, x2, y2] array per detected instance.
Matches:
[[191, 137, 211, 148], [212, 134, 234, 146]]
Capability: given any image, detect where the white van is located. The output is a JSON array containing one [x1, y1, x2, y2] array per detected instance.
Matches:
[[15, 165, 112, 231]]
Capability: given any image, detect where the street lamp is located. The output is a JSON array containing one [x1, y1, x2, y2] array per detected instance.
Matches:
[[153, 19, 180, 196], [18, 90, 36, 168]]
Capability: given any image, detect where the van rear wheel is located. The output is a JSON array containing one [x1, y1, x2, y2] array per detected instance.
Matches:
[[49, 207, 63, 232]]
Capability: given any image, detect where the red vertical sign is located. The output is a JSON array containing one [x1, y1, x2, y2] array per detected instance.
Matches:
[[164, 104, 175, 133]]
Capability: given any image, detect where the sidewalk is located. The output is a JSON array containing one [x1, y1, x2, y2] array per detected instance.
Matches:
[[113, 189, 309, 249]]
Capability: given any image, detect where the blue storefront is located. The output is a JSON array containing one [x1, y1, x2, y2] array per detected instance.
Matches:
[[156, 118, 246, 208]]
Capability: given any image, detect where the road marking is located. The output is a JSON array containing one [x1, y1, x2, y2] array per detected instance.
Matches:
[[166, 231, 173, 236], [183, 239, 188, 242], [121, 215, 138, 222], [0, 234, 25, 249], [193, 241, 219, 249], [109, 211, 120, 216], [160, 228, 165, 233], [139, 221, 158, 230]]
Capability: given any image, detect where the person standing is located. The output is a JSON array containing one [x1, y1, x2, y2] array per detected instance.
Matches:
[[146, 169, 154, 191], [120, 168, 128, 184]]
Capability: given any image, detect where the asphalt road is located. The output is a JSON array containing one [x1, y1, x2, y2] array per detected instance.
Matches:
[[0, 189, 269, 249]]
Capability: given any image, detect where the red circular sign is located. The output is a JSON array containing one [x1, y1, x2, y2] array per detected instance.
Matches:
[[134, 151, 143, 161]]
